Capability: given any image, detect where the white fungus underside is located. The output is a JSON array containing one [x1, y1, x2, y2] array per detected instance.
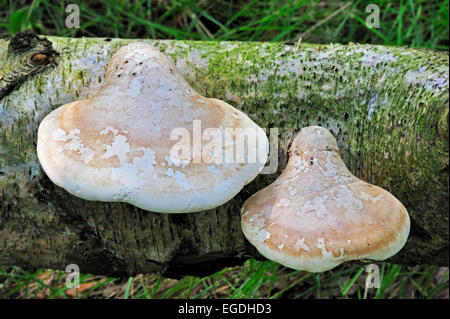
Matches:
[[241, 203, 410, 272], [247, 223, 410, 272]]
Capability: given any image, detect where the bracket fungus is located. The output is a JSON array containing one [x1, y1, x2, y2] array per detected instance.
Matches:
[[241, 126, 410, 272], [37, 42, 268, 213]]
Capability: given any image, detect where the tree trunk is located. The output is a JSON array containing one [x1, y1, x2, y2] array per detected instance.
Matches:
[[0, 33, 448, 277]]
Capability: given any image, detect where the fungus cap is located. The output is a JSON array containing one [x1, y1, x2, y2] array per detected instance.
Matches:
[[241, 126, 410, 272], [37, 42, 268, 213]]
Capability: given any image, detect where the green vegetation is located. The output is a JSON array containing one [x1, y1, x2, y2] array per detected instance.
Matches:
[[1, 261, 448, 299], [0, 0, 448, 298]]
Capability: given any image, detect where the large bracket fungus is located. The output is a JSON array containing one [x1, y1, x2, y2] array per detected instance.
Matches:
[[37, 42, 268, 213], [241, 126, 410, 272]]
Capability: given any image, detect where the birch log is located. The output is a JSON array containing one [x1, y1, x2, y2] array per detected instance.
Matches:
[[0, 32, 448, 277]]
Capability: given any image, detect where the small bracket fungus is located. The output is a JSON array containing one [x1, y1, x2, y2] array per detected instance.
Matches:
[[241, 126, 410, 272], [37, 42, 268, 213]]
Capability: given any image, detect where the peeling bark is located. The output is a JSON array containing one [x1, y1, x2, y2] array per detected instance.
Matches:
[[0, 34, 448, 277]]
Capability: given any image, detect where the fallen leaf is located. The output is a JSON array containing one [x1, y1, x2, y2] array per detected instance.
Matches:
[[65, 281, 102, 297]]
